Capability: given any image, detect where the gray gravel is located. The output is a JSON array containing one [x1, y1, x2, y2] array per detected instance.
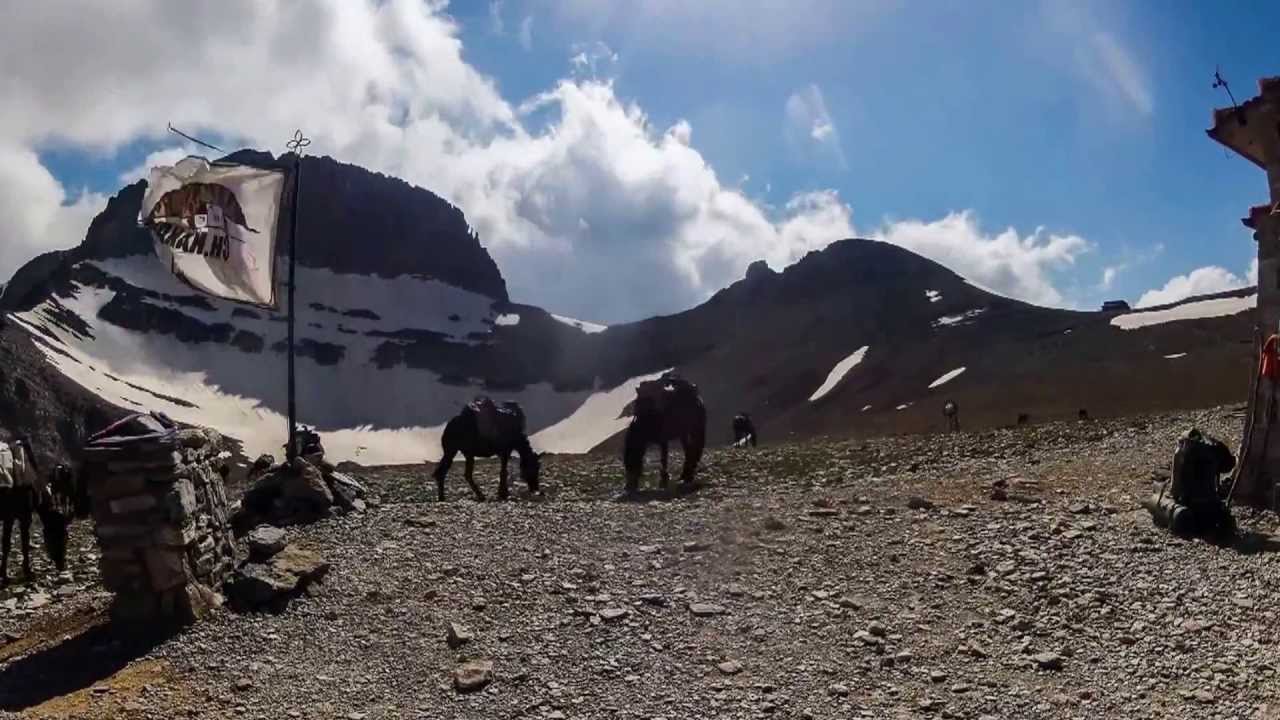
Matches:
[[4, 405, 1280, 719]]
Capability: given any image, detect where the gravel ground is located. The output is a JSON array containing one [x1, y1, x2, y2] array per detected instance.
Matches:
[[4, 405, 1280, 719]]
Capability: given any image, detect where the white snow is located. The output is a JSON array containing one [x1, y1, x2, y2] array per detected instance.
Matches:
[[1164, 353, 1187, 359], [895, 403, 911, 411], [530, 369, 673, 453], [861, 405, 872, 412], [10, 257, 646, 464], [494, 313, 520, 326], [551, 314, 608, 334], [925, 290, 941, 303], [1111, 294, 1256, 330], [928, 366, 967, 389], [932, 308, 985, 328], [808, 345, 870, 402]]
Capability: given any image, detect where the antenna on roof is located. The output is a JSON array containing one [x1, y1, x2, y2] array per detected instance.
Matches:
[[1212, 67, 1246, 125]]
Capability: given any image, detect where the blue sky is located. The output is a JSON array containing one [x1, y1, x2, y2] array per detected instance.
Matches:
[[4, 1, 1278, 321]]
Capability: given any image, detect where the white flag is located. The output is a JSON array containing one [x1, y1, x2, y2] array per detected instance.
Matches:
[[139, 156, 287, 307]]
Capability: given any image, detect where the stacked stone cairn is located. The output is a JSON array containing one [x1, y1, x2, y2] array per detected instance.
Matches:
[[224, 430, 359, 612], [81, 412, 235, 625], [232, 429, 368, 532]]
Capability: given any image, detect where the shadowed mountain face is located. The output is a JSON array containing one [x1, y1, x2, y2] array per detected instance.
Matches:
[[0, 152, 1259, 466]]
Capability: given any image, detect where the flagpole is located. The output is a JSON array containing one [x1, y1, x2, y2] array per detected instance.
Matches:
[[285, 130, 310, 462]]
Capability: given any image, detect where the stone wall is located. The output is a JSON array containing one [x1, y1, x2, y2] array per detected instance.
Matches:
[[1209, 76, 1280, 507], [83, 420, 236, 624]]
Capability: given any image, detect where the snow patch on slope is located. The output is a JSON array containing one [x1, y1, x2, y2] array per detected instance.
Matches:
[[9, 258, 633, 464], [925, 290, 941, 303], [933, 309, 985, 328], [928, 367, 966, 389], [1111, 294, 1255, 330], [808, 346, 869, 402], [551, 314, 608, 334], [530, 369, 672, 453], [1164, 353, 1187, 359], [494, 313, 520, 326]]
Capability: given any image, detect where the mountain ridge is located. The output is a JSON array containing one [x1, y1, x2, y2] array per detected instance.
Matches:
[[0, 153, 1261, 467]]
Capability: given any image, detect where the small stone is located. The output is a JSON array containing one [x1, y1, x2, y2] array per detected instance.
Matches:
[[639, 594, 668, 607], [828, 684, 850, 697], [867, 621, 887, 637], [930, 670, 948, 683], [247, 525, 287, 560], [1192, 689, 1214, 704], [689, 603, 726, 617], [453, 660, 494, 693], [906, 496, 935, 510], [1068, 502, 1091, 514], [446, 622, 473, 649], [683, 541, 712, 553], [717, 660, 744, 675], [1032, 653, 1064, 671], [599, 608, 629, 622], [234, 678, 254, 691]]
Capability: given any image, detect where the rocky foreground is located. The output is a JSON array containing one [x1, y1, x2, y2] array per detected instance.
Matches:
[[3, 406, 1280, 719]]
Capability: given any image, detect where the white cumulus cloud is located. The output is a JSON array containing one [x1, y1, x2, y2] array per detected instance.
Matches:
[[0, 144, 106, 277], [871, 212, 1091, 307], [1136, 265, 1253, 308], [1, 0, 1096, 323]]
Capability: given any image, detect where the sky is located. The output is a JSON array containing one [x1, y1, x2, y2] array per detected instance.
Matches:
[[2, 0, 1277, 324]]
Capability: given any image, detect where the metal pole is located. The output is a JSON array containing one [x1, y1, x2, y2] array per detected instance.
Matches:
[[284, 130, 310, 461]]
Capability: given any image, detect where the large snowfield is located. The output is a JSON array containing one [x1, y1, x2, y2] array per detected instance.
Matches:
[[11, 258, 654, 464], [1111, 294, 1256, 330]]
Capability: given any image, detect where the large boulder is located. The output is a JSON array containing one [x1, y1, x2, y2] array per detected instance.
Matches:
[[325, 470, 367, 512], [224, 545, 330, 613], [233, 458, 363, 531], [280, 460, 333, 510]]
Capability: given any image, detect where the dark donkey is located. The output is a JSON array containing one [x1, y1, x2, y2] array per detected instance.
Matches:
[[624, 373, 707, 493], [432, 398, 542, 502], [0, 437, 70, 585]]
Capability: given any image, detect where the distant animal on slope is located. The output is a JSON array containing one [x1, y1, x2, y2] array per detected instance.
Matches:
[[432, 397, 542, 502], [624, 373, 707, 492], [1016, 413, 1030, 426], [942, 400, 960, 432], [0, 437, 69, 585], [732, 413, 758, 448]]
